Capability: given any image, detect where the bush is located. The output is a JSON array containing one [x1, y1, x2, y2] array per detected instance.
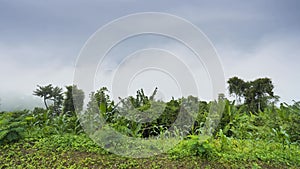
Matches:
[[0, 111, 28, 145], [169, 135, 215, 158]]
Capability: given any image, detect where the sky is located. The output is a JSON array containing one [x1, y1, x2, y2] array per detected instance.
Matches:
[[0, 0, 300, 111]]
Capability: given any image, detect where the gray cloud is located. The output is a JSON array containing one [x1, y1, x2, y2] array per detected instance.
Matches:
[[220, 31, 300, 103], [0, 0, 300, 110]]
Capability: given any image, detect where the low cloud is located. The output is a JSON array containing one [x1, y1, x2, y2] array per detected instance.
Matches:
[[1, 1, 299, 110], [219, 31, 300, 103], [0, 43, 75, 111]]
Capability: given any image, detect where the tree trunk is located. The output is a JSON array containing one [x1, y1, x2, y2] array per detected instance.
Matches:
[[44, 98, 49, 110]]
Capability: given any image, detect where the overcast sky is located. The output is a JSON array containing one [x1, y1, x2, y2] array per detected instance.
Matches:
[[1, 0, 300, 110]]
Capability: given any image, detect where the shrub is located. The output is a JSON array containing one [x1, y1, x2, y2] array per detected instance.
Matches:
[[0, 111, 27, 145]]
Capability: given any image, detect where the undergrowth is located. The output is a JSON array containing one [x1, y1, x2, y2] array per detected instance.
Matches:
[[0, 133, 299, 168]]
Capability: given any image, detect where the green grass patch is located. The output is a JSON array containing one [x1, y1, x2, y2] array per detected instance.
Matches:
[[1, 134, 299, 168]]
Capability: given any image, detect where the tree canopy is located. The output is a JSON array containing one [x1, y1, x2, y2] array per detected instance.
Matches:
[[227, 76, 278, 113], [62, 85, 85, 116], [33, 84, 62, 111]]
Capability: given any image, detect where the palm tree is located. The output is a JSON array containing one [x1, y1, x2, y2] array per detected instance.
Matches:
[[33, 84, 53, 109]]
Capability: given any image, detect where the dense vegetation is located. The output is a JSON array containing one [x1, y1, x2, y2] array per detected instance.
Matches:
[[0, 77, 300, 168]]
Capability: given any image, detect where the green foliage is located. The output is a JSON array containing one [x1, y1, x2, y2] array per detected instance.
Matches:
[[278, 102, 300, 143], [271, 126, 291, 149], [86, 87, 115, 123], [32, 134, 108, 154], [62, 85, 85, 116], [227, 76, 247, 103], [1, 133, 299, 168], [24, 107, 83, 138], [227, 77, 278, 113], [52, 114, 83, 135], [1, 79, 300, 168], [217, 129, 231, 151], [0, 111, 27, 145], [169, 135, 215, 158], [202, 98, 225, 136]]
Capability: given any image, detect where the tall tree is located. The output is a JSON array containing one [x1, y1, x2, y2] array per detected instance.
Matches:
[[63, 85, 85, 116], [51, 86, 64, 114], [227, 77, 277, 113], [244, 78, 275, 112], [227, 76, 247, 104]]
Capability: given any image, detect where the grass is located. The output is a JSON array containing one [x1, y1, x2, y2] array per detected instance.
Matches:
[[1, 133, 299, 169]]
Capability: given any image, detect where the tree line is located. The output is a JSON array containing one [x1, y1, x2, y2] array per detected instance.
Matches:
[[31, 76, 285, 138], [34, 76, 278, 117], [2, 76, 299, 148], [33, 84, 84, 117]]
